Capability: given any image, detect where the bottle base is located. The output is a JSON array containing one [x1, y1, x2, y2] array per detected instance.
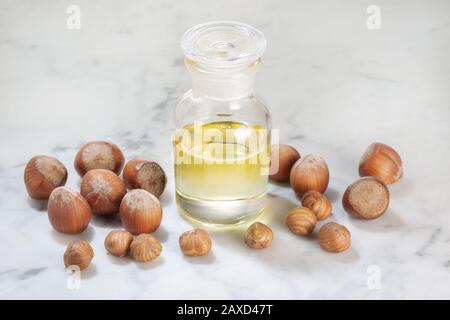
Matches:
[[176, 191, 267, 227]]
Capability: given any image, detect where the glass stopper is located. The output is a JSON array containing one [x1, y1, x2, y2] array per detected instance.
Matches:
[[181, 21, 267, 69]]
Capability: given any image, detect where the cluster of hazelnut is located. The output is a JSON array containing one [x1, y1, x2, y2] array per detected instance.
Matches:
[[24, 141, 211, 271], [243, 142, 403, 253], [23, 139, 403, 269]]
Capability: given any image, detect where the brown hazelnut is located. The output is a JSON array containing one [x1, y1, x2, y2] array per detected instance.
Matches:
[[48, 187, 91, 234], [80, 169, 126, 216], [269, 144, 300, 181], [74, 141, 124, 176], [119, 189, 162, 235], [359, 142, 403, 184], [343, 177, 390, 220], [318, 222, 351, 253], [104, 230, 133, 257], [301, 190, 332, 221], [179, 229, 212, 257], [24, 156, 68, 200], [290, 154, 329, 196], [244, 222, 273, 249], [130, 234, 162, 262], [64, 240, 94, 270], [123, 159, 166, 198], [286, 207, 317, 236]]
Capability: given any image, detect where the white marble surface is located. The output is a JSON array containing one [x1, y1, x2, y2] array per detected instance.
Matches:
[[1, 0, 449, 299]]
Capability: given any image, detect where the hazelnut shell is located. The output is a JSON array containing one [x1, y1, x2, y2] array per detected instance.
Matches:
[[130, 234, 162, 262], [74, 141, 124, 176], [24, 156, 68, 200], [119, 189, 162, 235], [48, 187, 92, 234], [244, 222, 273, 249], [179, 229, 212, 257], [286, 207, 317, 236], [359, 142, 403, 184], [64, 240, 94, 270], [104, 230, 133, 257], [301, 190, 332, 221], [318, 222, 351, 253], [343, 177, 390, 220], [290, 154, 329, 196], [80, 169, 126, 216], [123, 159, 167, 198]]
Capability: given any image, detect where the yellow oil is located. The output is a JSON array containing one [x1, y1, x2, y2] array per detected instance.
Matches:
[[173, 121, 270, 225]]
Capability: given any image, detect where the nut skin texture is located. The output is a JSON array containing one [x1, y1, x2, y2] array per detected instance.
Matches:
[[269, 144, 300, 181], [359, 142, 403, 185], [104, 230, 133, 257], [119, 189, 162, 235], [64, 240, 94, 270], [301, 191, 332, 221], [245, 222, 273, 249], [122, 159, 167, 198], [343, 177, 390, 220], [24, 156, 68, 200], [80, 169, 127, 216], [179, 229, 212, 257], [130, 234, 162, 262], [318, 222, 351, 253], [48, 187, 92, 234], [74, 141, 125, 177], [286, 207, 317, 236], [290, 154, 329, 196]]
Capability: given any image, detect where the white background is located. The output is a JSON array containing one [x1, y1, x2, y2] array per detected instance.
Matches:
[[0, 0, 449, 299]]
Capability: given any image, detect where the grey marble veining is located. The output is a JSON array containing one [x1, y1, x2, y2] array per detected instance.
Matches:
[[0, 0, 449, 299]]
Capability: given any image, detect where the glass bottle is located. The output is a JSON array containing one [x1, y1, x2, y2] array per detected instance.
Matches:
[[173, 21, 271, 226]]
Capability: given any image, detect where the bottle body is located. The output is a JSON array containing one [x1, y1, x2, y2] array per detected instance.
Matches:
[[174, 94, 271, 225]]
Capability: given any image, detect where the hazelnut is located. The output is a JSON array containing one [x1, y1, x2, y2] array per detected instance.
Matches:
[[301, 190, 332, 221], [318, 222, 351, 253], [290, 154, 329, 196], [24, 156, 68, 200], [179, 229, 212, 257], [48, 187, 91, 234], [244, 222, 273, 249], [64, 240, 94, 270], [343, 177, 390, 220], [123, 159, 167, 198], [269, 144, 300, 181], [80, 169, 126, 216], [104, 230, 133, 257], [286, 207, 317, 236], [74, 141, 124, 176], [130, 234, 162, 262], [359, 142, 403, 185], [119, 189, 162, 235]]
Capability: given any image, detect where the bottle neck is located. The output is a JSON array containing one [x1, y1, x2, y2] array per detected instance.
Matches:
[[186, 59, 257, 100]]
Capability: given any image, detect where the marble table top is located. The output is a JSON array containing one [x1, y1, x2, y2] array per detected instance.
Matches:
[[0, 0, 449, 299]]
